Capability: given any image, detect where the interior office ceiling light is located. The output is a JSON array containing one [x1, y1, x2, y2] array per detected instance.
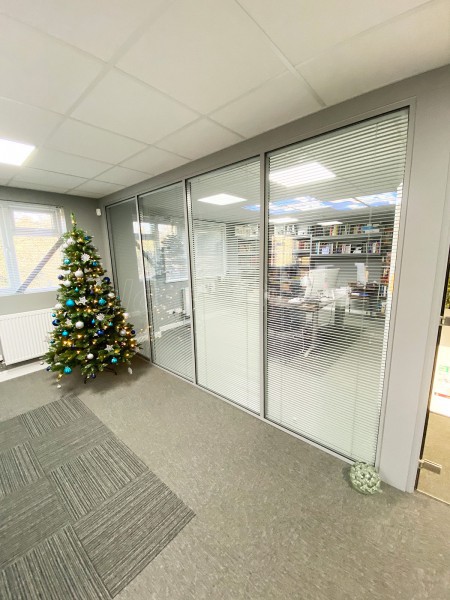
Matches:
[[317, 220, 342, 226], [0, 138, 35, 166], [269, 161, 335, 187], [197, 193, 247, 205], [269, 217, 298, 223]]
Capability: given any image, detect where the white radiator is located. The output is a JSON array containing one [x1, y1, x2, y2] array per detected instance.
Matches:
[[0, 308, 53, 365]]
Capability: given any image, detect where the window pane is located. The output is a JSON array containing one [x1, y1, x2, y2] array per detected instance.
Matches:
[[188, 159, 260, 412], [0, 202, 65, 296], [266, 109, 409, 463], [139, 183, 193, 380]]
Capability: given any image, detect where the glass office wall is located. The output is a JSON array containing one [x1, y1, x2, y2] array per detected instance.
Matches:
[[138, 184, 193, 380], [188, 160, 260, 412], [266, 110, 409, 462], [106, 199, 150, 358]]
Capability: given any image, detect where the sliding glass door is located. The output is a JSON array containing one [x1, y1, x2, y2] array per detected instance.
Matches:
[[138, 184, 193, 380], [106, 198, 150, 358], [187, 159, 260, 412], [265, 110, 409, 462]]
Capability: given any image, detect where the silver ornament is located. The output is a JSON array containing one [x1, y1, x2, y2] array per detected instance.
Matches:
[[75, 321, 84, 329], [75, 269, 84, 278], [87, 353, 94, 360], [55, 302, 63, 310], [123, 312, 129, 319], [120, 329, 126, 336], [63, 280, 71, 288]]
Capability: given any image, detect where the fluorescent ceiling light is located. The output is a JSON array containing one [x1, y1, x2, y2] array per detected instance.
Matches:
[[197, 193, 247, 206], [269, 217, 298, 224], [0, 138, 35, 166], [269, 161, 335, 188], [318, 220, 342, 226]]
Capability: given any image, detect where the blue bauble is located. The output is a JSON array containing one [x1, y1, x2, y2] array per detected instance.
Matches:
[[98, 298, 106, 306], [84, 235, 90, 241], [46, 366, 51, 371], [58, 275, 64, 280], [92, 261, 98, 266], [52, 319, 59, 326], [64, 366, 72, 374], [50, 340, 55, 344], [111, 357, 118, 364], [90, 373, 96, 379], [97, 329, 104, 336], [131, 330, 136, 335], [62, 330, 69, 337], [66, 299, 75, 307], [89, 290, 95, 295], [64, 258, 70, 265], [91, 318, 96, 325], [103, 277, 110, 284], [108, 322, 113, 326], [74, 287, 79, 292], [51, 313, 56, 317]]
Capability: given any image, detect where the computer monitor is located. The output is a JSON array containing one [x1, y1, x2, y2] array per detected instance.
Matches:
[[305, 268, 340, 297]]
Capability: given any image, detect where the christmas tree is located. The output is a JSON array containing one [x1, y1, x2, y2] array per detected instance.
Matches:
[[44, 214, 138, 387]]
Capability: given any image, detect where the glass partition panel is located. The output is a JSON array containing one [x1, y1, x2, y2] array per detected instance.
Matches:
[[106, 199, 150, 358], [266, 110, 409, 462], [138, 183, 193, 380], [188, 159, 260, 412]]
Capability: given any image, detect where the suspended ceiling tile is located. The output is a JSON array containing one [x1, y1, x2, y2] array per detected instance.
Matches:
[[66, 190, 102, 199], [157, 119, 242, 160], [211, 72, 322, 138], [297, 0, 450, 106], [238, 0, 431, 66], [7, 180, 71, 194], [121, 146, 189, 176], [0, 0, 168, 62], [0, 164, 21, 180], [47, 119, 146, 164], [0, 15, 102, 113], [12, 167, 87, 190], [117, 0, 285, 114], [0, 98, 62, 146], [72, 180, 125, 196], [72, 70, 198, 145], [26, 148, 112, 179], [96, 166, 150, 186]]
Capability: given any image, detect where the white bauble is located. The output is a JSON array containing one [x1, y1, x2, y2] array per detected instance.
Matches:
[[63, 280, 71, 288], [66, 237, 74, 245], [55, 303, 63, 310], [123, 312, 129, 319], [75, 321, 84, 329], [108, 292, 115, 298], [87, 353, 94, 360], [75, 269, 84, 278], [57, 384, 62, 389], [62, 242, 68, 249], [120, 329, 126, 336], [128, 367, 133, 375]]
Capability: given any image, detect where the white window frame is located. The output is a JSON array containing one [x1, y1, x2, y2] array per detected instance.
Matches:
[[0, 201, 66, 296]]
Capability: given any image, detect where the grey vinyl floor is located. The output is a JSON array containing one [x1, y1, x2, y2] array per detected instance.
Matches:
[[1, 359, 449, 600]]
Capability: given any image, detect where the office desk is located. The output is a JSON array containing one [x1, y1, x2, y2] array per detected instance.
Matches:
[[268, 296, 334, 357]]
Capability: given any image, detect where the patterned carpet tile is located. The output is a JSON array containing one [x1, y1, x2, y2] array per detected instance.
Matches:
[[31, 415, 111, 473], [20, 394, 91, 438], [0, 526, 110, 600], [49, 436, 148, 520], [0, 442, 44, 499], [0, 416, 30, 453], [75, 471, 195, 596], [0, 478, 70, 570]]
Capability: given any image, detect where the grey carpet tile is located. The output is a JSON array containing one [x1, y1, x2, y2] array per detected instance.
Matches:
[[75, 471, 195, 597], [20, 394, 91, 438], [0, 416, 30, 453], [0, 526, 111, 600], [0, 442, 44, 498], [31, 414, 111, 473], [0, 477, 70, 570], [49, 436, 148, 520]]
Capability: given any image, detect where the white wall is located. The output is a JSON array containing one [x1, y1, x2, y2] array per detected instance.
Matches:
[[101, 66, 450, 492]]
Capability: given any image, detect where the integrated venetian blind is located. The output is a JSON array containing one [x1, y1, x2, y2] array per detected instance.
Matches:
[[266, 110, 409, 462], [188, 159, 260, 412], [138, 183, 193, 381], [106, 199, 150, 359]]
